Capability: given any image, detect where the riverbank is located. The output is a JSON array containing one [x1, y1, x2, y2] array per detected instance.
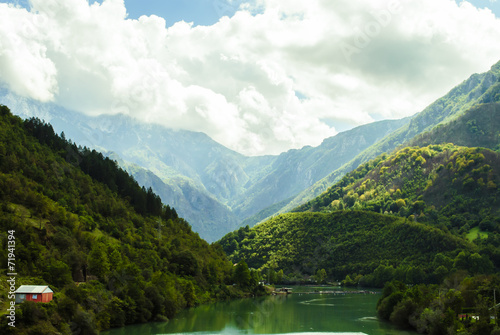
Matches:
[[272, 286, 379, 295], [102, 287, 416, 335]]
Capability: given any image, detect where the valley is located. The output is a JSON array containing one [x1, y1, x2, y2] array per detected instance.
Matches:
[[0, 55, 500, 335], [2, 0, 500, 334], [2, 58, 499, 242], [0, 89, 408, 242]]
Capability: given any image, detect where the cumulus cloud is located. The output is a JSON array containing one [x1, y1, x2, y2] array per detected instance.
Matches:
[[0, 0, 500, 155]]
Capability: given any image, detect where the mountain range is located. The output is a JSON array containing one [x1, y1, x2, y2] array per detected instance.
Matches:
[[0, 91, 407, 241], [1, 60, 499, 242]]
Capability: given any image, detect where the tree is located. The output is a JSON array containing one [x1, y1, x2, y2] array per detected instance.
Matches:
[[395, 198, 406, 209], [276, 269, 284, 284], [88, 244, 110, 281], [390, 299, 417, 329], [316, 268, 327, 284], [43, 260, 73, 288], [405, 266, 425, 285], [343, 275, 355, 287], [170, 250, 200, 277], [267, 268, 277, 284], [233, 260, 252, 288]]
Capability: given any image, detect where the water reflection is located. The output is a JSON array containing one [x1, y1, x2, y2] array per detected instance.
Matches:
[[102, 289, 417, 335]]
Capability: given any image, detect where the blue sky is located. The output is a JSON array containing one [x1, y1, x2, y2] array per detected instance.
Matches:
[[7, 0, 494, 26], [122, 0, 243, 26], [122, 0, 500, 25], [113, 1, 500, 26], [122, 0, 500, 24], [0, 0, 245, 26], [464, 0, 500, 15]]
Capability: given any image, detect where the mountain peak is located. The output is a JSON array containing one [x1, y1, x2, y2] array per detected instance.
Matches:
[[491, 58, 500, 73]]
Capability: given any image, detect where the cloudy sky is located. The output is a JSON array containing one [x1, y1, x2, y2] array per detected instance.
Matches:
[[0, 0, 500, 155]]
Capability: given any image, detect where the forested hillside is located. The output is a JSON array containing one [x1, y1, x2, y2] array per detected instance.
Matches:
[[377, 275, 500, 335], [219, 211, 481, 287], [292, 143, 500, 275], [0, 106, 263, 334], [294, 144, 500, 235], [221, 143, 500, 288]]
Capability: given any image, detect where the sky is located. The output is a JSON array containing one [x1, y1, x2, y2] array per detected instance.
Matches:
[[0, 0, 500, 156]]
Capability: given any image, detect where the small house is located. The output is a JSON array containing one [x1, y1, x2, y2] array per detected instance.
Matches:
[[15, 285, 53, 304]]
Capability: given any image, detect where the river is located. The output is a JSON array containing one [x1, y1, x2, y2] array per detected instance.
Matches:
[[102, 287, 417, 335]]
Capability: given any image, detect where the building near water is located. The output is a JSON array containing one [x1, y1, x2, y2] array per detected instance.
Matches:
[[15, 285, 53, 303]]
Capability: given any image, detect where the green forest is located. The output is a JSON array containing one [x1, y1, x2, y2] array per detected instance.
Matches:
[[295, 144, 500, 234], [0, 106, 264, 334], [220, 210, 494, 286], [377, 274, 500, 335]]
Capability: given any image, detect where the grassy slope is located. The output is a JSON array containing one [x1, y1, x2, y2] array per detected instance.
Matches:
[[467, 227, 489, 241]]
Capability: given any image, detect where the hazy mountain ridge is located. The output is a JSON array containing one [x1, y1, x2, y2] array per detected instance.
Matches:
[[108, 154, 242, 240], [407, 102, 500, 151], [0, 90, 408, 241], [234, 117, 410, 226]]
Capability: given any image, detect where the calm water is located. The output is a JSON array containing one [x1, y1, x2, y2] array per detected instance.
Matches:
[[102, 287, 417, 335]]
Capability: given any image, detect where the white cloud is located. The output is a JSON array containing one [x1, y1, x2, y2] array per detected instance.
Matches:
[[0, 0, 500, 155]]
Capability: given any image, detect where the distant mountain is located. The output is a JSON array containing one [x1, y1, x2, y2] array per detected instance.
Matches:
[[0, 90, 408, 241], [230, 117, 410, 226], [112, 156, 244, 240]]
